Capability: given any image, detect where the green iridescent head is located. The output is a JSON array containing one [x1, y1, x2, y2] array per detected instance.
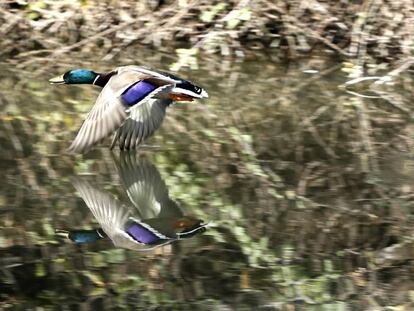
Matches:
[[49, 69, 98, 85]]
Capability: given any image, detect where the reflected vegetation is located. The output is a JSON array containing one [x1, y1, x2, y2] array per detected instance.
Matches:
[[1, 53, 414, 309], [60, 153, 207, 251]]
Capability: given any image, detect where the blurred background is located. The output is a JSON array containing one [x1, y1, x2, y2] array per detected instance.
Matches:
[[1, 0, 414, 310]]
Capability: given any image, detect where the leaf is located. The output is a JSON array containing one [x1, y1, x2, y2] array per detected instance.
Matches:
[[239, 8, 252, 21], [82, 271, 105, 287], [226, 17, 240, 30], [170, 48, 199, 71], [225, 8, 252, 29], [102, 249, 126, 264], [200, 3, 227, 23], [36, 262, 46, 277], [26, 11, 40, 20]]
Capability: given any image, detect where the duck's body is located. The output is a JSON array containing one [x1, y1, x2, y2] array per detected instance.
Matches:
[[67, 153, 207, 251], [50, 66, 208, 153]]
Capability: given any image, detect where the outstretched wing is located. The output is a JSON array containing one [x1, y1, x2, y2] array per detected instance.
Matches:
[[117, 66, 183, 84], [113, 153, 183, 220], [67, 71, 140, 153], [110, 97, 172, 150]]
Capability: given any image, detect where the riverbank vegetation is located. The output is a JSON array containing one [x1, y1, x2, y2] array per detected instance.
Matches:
[[2, 0, 414, 72]]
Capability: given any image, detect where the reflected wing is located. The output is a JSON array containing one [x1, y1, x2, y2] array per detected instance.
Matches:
[[114, 153, 183, 219], [110, 97, 172, 150], [72, 178, 131, 239]]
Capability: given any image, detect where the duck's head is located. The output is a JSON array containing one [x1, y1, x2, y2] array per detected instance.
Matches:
[[174, 217, 208, 238], [49, 69, 98, 85], [56, 228, 107, 244], [171, 80, 209, 101]]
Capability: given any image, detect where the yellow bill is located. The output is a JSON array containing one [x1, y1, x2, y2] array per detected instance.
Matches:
[[49, 74, 65, 84]]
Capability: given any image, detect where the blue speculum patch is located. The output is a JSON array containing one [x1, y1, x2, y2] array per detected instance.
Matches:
[[126, 222, 162, 244], [122, 81, 157, 106]]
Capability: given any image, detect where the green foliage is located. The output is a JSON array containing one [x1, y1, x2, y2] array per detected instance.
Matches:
[[25, 1, 47, 20], [225, 7, 252, 29], [101, 249, 126, 264], [170, 48, 199, 72], [200, 3, 227, 23]]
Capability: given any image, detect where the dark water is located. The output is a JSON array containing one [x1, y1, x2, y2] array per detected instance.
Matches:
[[1, 53, 414, 310]]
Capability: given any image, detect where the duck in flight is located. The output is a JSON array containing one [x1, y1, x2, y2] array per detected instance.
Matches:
[[49, 66, 208, 153], [59, 153, 207, 251]]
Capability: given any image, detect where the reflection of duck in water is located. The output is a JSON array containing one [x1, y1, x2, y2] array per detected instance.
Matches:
[[59, 153, 207, 251]]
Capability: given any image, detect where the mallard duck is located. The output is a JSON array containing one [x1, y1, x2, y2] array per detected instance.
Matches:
[[49, 66, 208, 153], [60, 153, 207, 250]]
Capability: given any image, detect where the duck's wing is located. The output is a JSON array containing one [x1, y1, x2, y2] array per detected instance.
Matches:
[[114, 153, 183, 219], [110, 97, 172, 150], [117, 66, 183, 84], [67, 71, 138, 153], [72, 178, 133, 243], [111, 66, 175, 150], [68, 70, 173, 153], [119, 65, 208, 99]]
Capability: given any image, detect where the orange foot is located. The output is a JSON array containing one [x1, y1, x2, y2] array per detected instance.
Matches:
[[168, 94, 194, 101]]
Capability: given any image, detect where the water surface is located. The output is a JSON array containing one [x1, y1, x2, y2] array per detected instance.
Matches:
[[1, 53, 414, 310]]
